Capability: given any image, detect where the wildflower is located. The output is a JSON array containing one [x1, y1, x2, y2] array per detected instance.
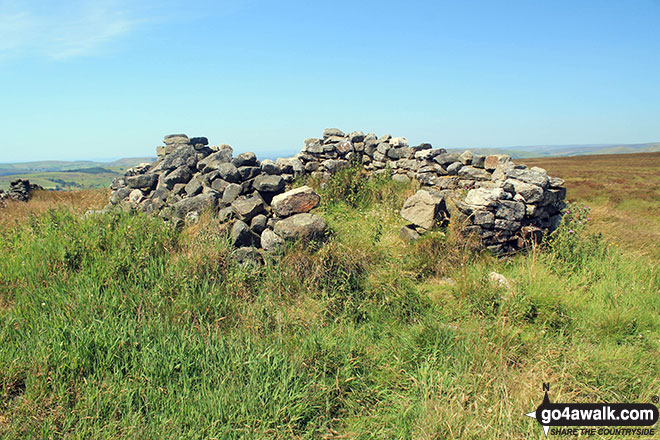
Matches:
[[569, 229, 574, 233]]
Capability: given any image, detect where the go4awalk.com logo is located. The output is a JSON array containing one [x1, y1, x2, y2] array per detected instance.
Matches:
[[525, 384, 659, 437]]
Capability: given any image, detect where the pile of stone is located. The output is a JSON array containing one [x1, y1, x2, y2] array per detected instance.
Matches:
[[0, 179, 43, 204], [108, 129, 567, 255], [108, 134, 326, 258]]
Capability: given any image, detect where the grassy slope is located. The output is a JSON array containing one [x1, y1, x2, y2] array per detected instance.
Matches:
[[0, 158, 658, 439]]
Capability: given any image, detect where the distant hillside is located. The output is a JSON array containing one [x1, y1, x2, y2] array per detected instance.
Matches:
[[0, 157, 155, 190], [448, 142, 660, 159]]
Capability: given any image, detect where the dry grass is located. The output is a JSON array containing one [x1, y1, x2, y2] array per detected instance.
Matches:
[[521, 152, 660, 259], [0, 189, 109, 228]]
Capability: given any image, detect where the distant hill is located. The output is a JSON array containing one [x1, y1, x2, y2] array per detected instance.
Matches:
[[0, 157, 155, 190], [447, 142, 660, 159]]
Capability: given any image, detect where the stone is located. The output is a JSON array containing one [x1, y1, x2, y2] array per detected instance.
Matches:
[[349, 131, 364, 143], [218, 206, 235, 222], [471, 209, 495, 227], [323, 128, 345, 138], [126, 173, 157, 190], [184, 176, 203, 197], [237, 166, 261, 181], [458, 150, 473, 165], [400, 189, 447, 230], [503, 178, 543, 204], [386, 147, 407, 160], [189, 136, 209, 145], [495, 200, 525, 222], [197, 146, 234, 173], [163, 166, 193, 188], [211, 178, 230, 193], [232, 152, 258, 167], [390, 137, 408, 147], [321, 159, 348, 174], [253, 175, 284, 193], [484, 154, 511, 171], [446, 162, 463, 175], [457, 166, 490, 181], [164, 134, 190, 145], [472, 154, 486, 168], [231, 220, 259, 247], [464, 187, 507, 207], [271, 186, 320, 217], [231, 196, 266, 222], [261, 159, 281, 175], [172, 193, 218, 218], [160, 145, 197, 170], [399, 225, 421, 242], [336, 139, 353, 154], [434, 153, 460, 165], [222, 183, 243, 204], [250, 214, 268, 234], [216, 163, 241, 183], [274, 213, 326, 241], [128, 189, 144, 204], [261, 229, 284, 251]]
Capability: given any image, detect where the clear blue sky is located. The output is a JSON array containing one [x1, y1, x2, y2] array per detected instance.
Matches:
[[1, 0, 659, 162]]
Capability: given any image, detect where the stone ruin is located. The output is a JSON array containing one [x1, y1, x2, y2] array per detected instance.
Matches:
[[107, 129, 566, 256], [0, 179, 43, 204]]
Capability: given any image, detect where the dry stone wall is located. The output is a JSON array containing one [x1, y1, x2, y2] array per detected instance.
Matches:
[[108, 129, 566, 255], [0, 179, 42, 204]]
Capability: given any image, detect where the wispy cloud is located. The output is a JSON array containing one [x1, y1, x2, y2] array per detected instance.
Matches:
[[0, 0, 144, 59]]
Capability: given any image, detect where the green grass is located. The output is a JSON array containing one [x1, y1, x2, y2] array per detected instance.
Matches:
[[1, 166, 659, 439]]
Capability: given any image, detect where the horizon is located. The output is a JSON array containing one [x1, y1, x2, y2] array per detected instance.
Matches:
[[1, 139, 660, 164], [1, 0, 659, 162]]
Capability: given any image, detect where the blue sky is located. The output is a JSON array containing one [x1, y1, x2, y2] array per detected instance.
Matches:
[[1, 0, 659, 162]]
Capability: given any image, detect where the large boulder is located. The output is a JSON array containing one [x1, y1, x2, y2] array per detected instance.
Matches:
[[274, 213, 326, 241], [400, 189, 447, 230], [172, 193, 218, 218], [253, 175, 284, 193], [197, 146, 234, 173], [231, 195, 266, 222], [271, 186, 320, 217]]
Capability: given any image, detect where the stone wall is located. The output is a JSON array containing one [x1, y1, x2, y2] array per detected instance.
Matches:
[[0, 179, 43, 204], [108, 129, 566, 255]]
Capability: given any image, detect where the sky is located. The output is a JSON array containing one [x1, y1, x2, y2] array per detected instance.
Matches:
[[0, 0, 659, 162]]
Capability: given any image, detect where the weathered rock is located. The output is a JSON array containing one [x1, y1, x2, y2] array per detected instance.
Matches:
[[458, 166, 490, 181], [484, 154, 511, 171], [253, 175, 284, 193], [274, 213, 326, 241], [232, 152, 258, 167], [162, 166, 193, 187], [231, 196, 266, 222], [271, 186, 320, 217], [222, 183, 243, 204], [250, 214, 268, 234], [197, 146, 234, 173], [164, 134, 189, 145], [231, 220, 259, 247], [261, 229, 284, 251], [261, 159, 281, 175], [237, 166, 261, 181], [126, 173, 157, 190], [172, 193, 218, 218], [323, 128, 345, 138], [400, 189, 447, 230], [216, 163, 241, 183]]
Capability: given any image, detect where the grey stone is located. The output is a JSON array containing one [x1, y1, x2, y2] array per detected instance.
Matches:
[[457, 166, 490, 181], [216, 163, 241, 183], [222, 183, 243, 204], [321, 159, 348, 174], [231, 196, 266, 222], [164, 134, 189, 145], [495, 200, 525, 221], [503, 178, 543, 204], [184, 176, 203, 197], [323, 128, 345, 138], [274, 213, 326, 241], [160, 145, 197, 170], [211, 178, 229, 193], [231, 220, 259, 247], [464, 187, 507, 207], [128, 189, 144, 204], [232, 152, 258, 167], [197, 145, 234, 173], [172, 193, 218, 218], [163, 166, 193, 187], [400, 189, 447, 230], [389, 137, 408, 147], [189, 136, 208, 145], [250, 214, 268, 234], [126, 173, 157, 190], [484, 154, 511, 171], [261, 159, 281, 175], [434, 153, 460, 165], [253, 174, 284, 193], [237, 166, 261, 181], [261, 229, 284, 251], [392, 174, 410, 183], [446, 162, 463, 175], [458, 150, 473, 165], [234, 247, 263, 264]]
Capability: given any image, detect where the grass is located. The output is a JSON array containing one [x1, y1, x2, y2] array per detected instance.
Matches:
[[521, 152, 660, 259], [0, 156, 658, 439]]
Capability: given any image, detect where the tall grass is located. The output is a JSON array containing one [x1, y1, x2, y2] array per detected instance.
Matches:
[[1, 168, 658, 439]]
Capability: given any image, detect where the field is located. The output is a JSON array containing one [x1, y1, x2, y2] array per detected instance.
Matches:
[[0, 153, 658, 439]]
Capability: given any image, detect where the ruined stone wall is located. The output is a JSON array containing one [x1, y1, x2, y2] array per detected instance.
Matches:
[[108, 129, 566, 255]]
